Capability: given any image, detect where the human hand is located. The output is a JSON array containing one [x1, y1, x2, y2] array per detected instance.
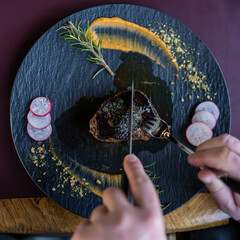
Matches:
[[188, 134, 240, 220], [71, 154, 167, 240]]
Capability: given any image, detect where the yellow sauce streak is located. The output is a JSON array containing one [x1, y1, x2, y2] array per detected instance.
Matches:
[[64, 164, 121, 197], [63, 166, 121, 197], [88, 17, 178, 71], [49, 139, 121, 197]]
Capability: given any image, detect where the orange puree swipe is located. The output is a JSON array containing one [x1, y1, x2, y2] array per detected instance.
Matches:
[[89, 17, 178, 71]]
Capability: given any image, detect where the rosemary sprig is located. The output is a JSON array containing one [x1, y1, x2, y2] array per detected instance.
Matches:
[[57, 21, 115, 78]]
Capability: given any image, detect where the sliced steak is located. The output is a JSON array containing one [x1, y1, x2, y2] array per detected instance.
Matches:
[[89, 90, 159, 142]]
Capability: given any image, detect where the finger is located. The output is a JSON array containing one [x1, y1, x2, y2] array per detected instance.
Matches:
[[90, 205, 107, 223], [102, 186, 129, 212], [233, 192, 240, 208], [77, 220, 91, 226], [71, 221, 91, 240], [197, 134, 240, 155], [123, 154, 160, 210], [188, 148, 240, 180], [198, 169, 240, 220], [233, 192, 240, 220]]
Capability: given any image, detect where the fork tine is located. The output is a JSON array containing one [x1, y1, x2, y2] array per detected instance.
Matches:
[[148, 120, 158, 126], [144, 123, 155, 129], [151, 117, 161, 124], [141, 116, 162, 135], [142, 126, 152, 134]]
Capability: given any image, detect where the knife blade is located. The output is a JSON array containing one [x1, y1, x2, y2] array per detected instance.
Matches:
[[121, 80, 134, 205], [129, 80, 134, 154]]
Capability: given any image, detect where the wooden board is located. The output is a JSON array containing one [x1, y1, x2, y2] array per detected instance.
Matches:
[[0, 193, 229, 234]]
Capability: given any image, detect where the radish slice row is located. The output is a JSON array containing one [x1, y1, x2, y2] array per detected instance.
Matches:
[[186, 101, 220, 146], [27, 97, 52, 141]]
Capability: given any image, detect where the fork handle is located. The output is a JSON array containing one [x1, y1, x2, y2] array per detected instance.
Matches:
[[164, 133, 194, 155]]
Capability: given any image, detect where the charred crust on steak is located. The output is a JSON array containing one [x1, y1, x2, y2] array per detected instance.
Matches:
[[89, 90, 159, 142]]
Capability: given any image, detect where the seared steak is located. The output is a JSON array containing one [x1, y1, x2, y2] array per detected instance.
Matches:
[[89, 90, 159, 142]]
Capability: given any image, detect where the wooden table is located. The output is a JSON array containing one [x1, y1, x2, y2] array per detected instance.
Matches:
[[0, 193, 229, 235]]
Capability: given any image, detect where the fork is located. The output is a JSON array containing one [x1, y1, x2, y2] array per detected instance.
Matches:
[[142, 116, 194, 155], [142, 117, 240, 194]]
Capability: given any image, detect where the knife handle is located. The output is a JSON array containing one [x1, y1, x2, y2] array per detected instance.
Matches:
[[219, 176, 240, 194], [121, 170, 134, 205]]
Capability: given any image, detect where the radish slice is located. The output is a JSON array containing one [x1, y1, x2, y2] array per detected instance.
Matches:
[[186, 122, 213, 146], [27, 123, 52, 141], [195, 101, 220, 120], [27, 111, 51, 129], [30, 97, 51, 117], [192, 110, 217, 129]]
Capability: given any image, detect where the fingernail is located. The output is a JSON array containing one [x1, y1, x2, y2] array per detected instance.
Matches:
[[201, 177, 212, 185], [126, 154, 137, 163]]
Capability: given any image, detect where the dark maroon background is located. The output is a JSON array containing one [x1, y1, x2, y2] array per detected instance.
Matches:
[[0, 0, 239, 199]]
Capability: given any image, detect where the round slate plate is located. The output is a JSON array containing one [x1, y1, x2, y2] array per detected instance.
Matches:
[[10, 4, 230, 218]]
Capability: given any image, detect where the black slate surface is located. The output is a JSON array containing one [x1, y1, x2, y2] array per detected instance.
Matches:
[[10, 4, 230, 218]]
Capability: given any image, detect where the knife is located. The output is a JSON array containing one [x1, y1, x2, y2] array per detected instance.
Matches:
[[121, 80, 135, 204]]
